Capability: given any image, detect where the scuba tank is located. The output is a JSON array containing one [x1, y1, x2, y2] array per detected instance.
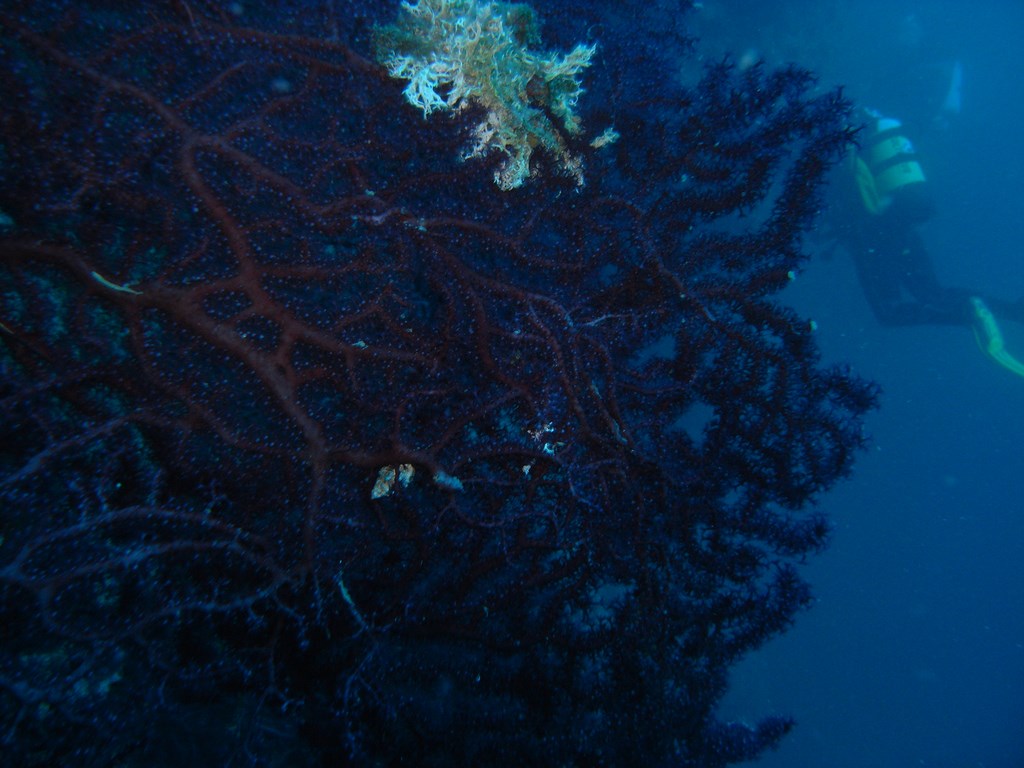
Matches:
[[853, 112, 932, 222]]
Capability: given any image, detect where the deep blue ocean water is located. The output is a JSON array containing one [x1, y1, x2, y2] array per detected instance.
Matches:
[[692, 1, 1024, 765]]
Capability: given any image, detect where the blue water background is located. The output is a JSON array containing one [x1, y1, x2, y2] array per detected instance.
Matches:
[[684, 1, 1024, 765]]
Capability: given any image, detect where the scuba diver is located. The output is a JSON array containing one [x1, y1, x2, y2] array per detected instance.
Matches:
[[834, 108, 1024, 378]]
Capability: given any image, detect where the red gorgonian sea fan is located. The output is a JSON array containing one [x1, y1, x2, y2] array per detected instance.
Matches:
[[0, 1, 875, 765]]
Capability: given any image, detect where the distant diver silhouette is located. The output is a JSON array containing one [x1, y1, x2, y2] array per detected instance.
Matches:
[[840, 109, 1024, 378]]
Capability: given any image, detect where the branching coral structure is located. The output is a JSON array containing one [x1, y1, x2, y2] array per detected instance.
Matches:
[[375, 0, 605, 189], [0, 1, 876, 764]]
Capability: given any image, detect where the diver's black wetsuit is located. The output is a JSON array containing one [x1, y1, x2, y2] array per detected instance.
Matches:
[[841, 210, 1024, 329], [832, 149, 1022, 329], [846, 218, 972, 327]]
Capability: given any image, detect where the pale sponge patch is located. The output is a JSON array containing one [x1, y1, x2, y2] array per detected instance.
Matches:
[[375, 0, 613, 190]]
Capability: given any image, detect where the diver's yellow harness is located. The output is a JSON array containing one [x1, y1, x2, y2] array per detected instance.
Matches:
[[853, 116, 927, 216]]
